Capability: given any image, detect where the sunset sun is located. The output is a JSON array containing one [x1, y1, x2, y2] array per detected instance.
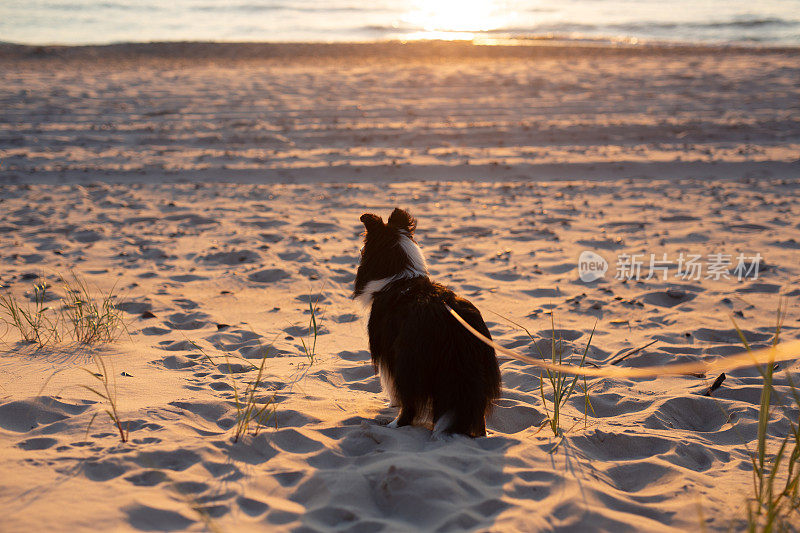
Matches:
[[403, 0, 509, 38]]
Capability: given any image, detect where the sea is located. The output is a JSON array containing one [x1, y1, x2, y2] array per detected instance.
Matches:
[[1, 0, 799, 46]]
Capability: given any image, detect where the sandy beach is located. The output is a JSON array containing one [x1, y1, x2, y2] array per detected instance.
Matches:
[[1, 41, 799, 532]]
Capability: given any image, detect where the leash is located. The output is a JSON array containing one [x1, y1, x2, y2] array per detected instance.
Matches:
[[446, 305, 800, 379]]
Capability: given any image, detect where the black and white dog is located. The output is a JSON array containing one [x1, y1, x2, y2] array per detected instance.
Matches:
[[353, 208, 501, 437]]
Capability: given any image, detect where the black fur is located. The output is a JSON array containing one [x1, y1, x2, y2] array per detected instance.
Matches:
[[354, 208, 501, 437]]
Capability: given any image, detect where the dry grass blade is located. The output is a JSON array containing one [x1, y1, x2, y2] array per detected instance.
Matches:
[[608, 339, 658, 365], [81, 354, 129, 443]]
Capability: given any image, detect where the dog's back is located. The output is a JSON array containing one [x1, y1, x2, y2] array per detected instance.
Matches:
[[368, 276, 501, 437]]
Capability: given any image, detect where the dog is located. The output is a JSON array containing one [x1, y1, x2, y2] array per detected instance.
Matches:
[[353, 208, 501, 437]]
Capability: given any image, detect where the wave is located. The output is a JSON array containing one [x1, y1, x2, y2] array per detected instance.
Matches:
[[367, 17, 799, 34], [191, 3, 370, 14]]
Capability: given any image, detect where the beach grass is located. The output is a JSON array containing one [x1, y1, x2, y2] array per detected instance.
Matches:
[[59, 272, 124, 344], [81, 354, 129, 443], [493, 310, 596, 449], [734, 300, 800, 531], [0, 277, 60, 347], [299, 299, 321, 365], [188, 331, 279, 443], [0, 272, 124, 347], [229, 334, 279, 443], [535, 314, 596, 448]]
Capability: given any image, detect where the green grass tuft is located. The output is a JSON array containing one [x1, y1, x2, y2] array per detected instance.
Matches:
[[0, 272, 124, 347], [494, 310, 596, 451], [299, 299, 321, 365], [188, 332, 279, 443], [0, 277, 60, 347], [59, 272, 124, 344], [734, 299, 800, 531]]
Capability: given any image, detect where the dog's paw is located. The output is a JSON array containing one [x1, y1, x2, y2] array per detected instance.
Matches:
[[431, 430, 455, 442], [386, 416, 399, 428]]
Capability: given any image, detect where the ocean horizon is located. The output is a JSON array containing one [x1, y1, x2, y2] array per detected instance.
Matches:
[[1, 0, 799, 47]]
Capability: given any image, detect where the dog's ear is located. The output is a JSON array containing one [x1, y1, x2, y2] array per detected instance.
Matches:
[[387, 208, 417, 235], [360, 213, 384, 232]]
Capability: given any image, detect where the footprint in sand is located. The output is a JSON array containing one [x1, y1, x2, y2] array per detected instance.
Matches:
[[201, 249, 261, 265], [159, 355, 198, 370], [124, 470, 169, 487], [295, 293, 328, 304], [158, 339, 200, 351], [533, 328, 583, 342], [334, 365, 380, 393], [331, 313, 359, 324], [116, 300, 154, 315], [643, 396, 729, 432], [604, 461, 681, 494], [133, 449, 201, 471], [298, 220, 339, 233], [70, 228, 104, 243], [278, 250, 312, 262], [142, 326, 172, 336], [485, 270, 522, 282], [284, 324, 330, 337], [641, 289, 697, 308], [124, 505, 195, 531], [330, 268, 355, 284], [571, 430, 672, 461], [736, 282, 781, 294], [486, 399, 545, 434], [163, 311, 210, 330], [163, 213, 217, 226], [16, 437, 58, 450], [248, 268, 291, 283], [83, 459, 129, 482], [237, 496, 269, 517], [336, 350, 370, 362], [172, 481, 208, 494], [259, 232, 284, 243], [245, 216, 288, 229], [172, 298, 199, 310], [521, 287, 561, 298], [168, 274, 208, 282], [0, 397, 91, 433], [167, 401, 234, 431], [693, 327, 771, 344]]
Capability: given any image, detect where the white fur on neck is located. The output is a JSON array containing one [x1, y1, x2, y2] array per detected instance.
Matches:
[[398, 234, 428, 276], [355, 234, 429, 307], [355, 270, 419, 307]]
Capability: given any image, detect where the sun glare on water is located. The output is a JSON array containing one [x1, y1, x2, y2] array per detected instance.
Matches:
[[400, 0, 510, 41]]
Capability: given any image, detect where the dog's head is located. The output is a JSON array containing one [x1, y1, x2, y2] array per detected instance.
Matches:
[[353, 208, 427, 300]]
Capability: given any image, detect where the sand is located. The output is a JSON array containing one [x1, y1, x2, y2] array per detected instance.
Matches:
[[0, 42, 799, 532]]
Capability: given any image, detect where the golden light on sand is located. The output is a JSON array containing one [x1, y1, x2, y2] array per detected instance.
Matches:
[[402, 0, 509, 40]]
